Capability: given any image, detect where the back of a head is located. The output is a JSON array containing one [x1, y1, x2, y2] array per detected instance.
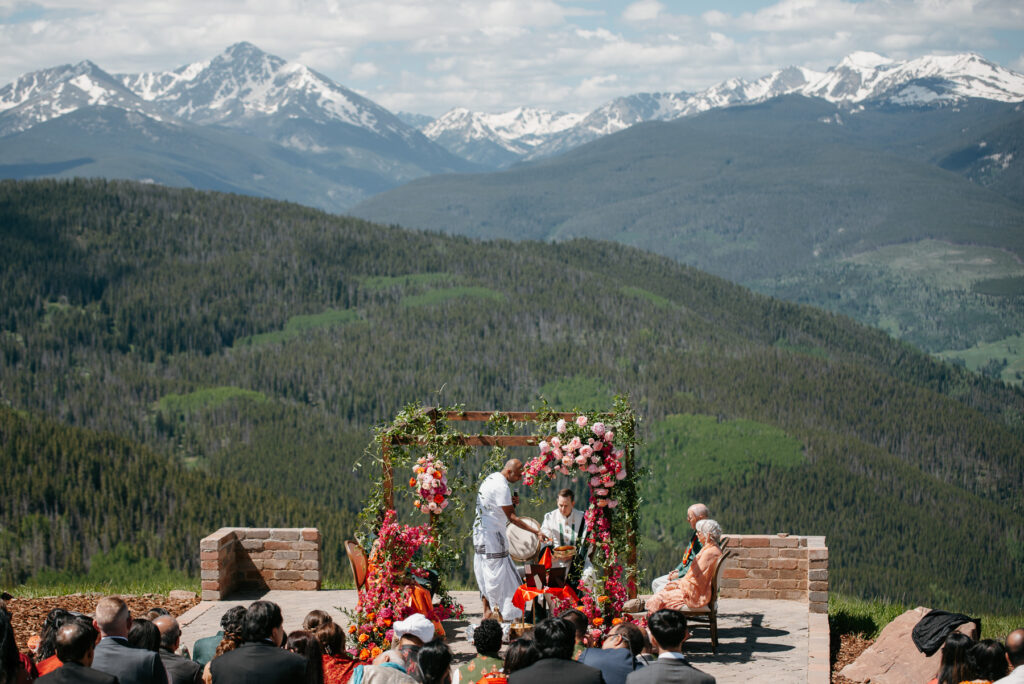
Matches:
[[938, 632, 974, 684], [153, 615, 180, 652], [0, 612, 19, 675], [94, 596, 130, 636], [1007, 629, 1024, 668], [504, 638, 540, 674], [968, 639, 1008, 681], [314, 622, 345, 656], [128, 618, 161, 652], [688, 503, 709, 520], [610, 622, 645, 656], [303, 609, 333, 632], [647, 609, 687, 651], [220, 605, 247, 634], [416, 639, 453, 684], [243, 601, 283, 643], [473, 619, 503, 656], [534, 617, 575, 660], [37, 608, 74, 660], [146, 607, 171, 621], [558, 609, 588, 644], [55, 622, 95, 665]]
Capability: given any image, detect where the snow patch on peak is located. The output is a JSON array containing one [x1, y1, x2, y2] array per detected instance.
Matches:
[[838, 52, 893, 70]]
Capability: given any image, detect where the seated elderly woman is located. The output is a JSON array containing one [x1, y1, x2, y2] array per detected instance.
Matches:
[[643, 519, 724, 612]]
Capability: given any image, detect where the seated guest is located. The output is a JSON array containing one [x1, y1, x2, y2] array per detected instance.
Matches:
[[995, 629, 1023, 683], [313, 622, 357, 684], [968, 640, 1009, 683], [508, 618, 604, 684], [580, 623, 645, 684], [145, 608, 170, 622], [37, 621, 118, 684], [503, 639, 540, 676], [127, 619, 161, 652], [650, 504, 709, 595], [929, 632, 974, 684], [0, 600, 36, 683], [209, 600, 305, 684], [625, 610, 713, 684], [350, 648, 418, 684], [558, 609, 590, 660], [456, 619, 503, 684], [303, 610, 334, 632], [285, 630, 323, 684], [416, 640, 453, 684], [153, 615, 203, 684], [642, 520, 724, 613], [192, 606, 245, 667], [35, 609, 76, 676], [91, 596, 169, 684]]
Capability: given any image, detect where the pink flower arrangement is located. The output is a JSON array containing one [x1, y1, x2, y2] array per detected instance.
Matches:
[[348, 510, 463, 659], [410, 454, 450, 514]]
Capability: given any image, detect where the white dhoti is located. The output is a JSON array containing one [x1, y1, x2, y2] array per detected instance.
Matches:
[[472, 471, 523, 620], [472, 528, 523, 620]]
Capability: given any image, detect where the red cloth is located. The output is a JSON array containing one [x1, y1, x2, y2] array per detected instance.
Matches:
[[322, 654, 359, 684], [36, 654, 62, 676], [539, 547, 553, 569], [511, 584, 579, 610]]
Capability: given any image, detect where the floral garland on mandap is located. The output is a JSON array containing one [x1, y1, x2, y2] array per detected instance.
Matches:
[[345, 510, 462, 660], [522, 396, 641, 635], [351, 398, 640, 648]]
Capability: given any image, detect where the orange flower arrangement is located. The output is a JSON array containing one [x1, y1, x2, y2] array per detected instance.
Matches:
[[371, 646, 382, 658], [359, 648, 370, 660], [592, 617, 604, 626], [348, 625, 356, 634], [611, 617, 622, 625], [358, 633, 369, 643]]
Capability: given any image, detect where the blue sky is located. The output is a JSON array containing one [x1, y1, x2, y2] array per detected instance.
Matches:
[[1, 0, 1022, 115]]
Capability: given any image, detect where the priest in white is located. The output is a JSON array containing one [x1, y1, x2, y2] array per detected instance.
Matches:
[[540, 488, 585, 551], [473, 458, 540, 621]]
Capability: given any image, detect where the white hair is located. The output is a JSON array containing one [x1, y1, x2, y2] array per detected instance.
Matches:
[[688, 503, 709, 520], [696, 518, 722, 545]]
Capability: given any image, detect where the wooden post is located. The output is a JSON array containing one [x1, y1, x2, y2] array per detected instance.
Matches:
[[382, 436, 394, 513]]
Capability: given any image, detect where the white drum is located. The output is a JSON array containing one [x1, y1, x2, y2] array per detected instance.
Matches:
[[506, 517, 541, 563]]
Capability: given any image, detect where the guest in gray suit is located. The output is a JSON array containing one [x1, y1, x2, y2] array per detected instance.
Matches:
[[91, 596, 169, 684], [625, 610, 714, 684], [154, 615, 203, 684]]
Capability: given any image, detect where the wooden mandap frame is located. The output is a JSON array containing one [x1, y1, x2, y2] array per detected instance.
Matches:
[[378, 408, 640, 597]]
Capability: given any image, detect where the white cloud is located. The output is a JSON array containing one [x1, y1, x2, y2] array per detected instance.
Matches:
[[0, 0, 1022, 115], [622, 0, 663, 23]]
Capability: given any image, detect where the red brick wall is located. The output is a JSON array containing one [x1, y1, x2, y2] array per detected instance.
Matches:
[[719, 533, 828, 613], [200, 527, 321, 601]]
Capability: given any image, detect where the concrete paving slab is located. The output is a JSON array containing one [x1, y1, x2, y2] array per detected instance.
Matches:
[[179, 592, 817, 684]]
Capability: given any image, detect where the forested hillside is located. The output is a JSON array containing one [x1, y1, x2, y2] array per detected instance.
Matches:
[[1, 179, 1022, 611], [351, 96, 1024, 372]]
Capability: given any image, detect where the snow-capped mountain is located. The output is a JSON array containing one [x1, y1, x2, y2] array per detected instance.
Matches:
[[0, 43, 473, 209], [421, 106, 582, 167], [423, 52, 1024, 166], [117, 42, 454, 167], [0, 60, 168, 137]]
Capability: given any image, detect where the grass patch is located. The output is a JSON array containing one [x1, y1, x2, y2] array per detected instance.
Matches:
[[360, 273, 454, 291], [234, 308, 360, 347], [401, 287, 505, 308], [973, 275, 1024, 296], [937, 333, 1024, 386], [647, 413, 805, 478], [829, 593, 1024, 641], [12, 544, 199, 597], [156, 386, 267, 415], [844, 240, 1024, 290], [621, 286, 675, 310], [540, 376, 615, 411]]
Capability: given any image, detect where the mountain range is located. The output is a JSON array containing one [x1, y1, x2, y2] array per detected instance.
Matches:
[[419, 51, 1024, 167], [0, 42, 474, 211]]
